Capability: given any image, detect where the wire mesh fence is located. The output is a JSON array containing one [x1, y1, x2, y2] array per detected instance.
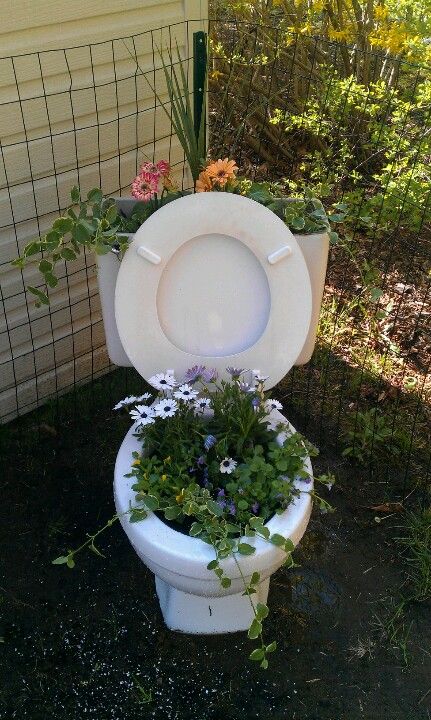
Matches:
[[0, 19, 429, 495]]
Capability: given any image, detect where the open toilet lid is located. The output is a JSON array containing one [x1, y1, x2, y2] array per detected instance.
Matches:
[[115, 193, 312, 390]]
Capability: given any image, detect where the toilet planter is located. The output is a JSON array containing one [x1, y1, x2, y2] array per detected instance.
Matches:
[[50, 189, 336, 669]]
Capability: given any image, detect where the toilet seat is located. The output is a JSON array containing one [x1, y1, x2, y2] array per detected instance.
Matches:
[[115, 193, 312, 390]]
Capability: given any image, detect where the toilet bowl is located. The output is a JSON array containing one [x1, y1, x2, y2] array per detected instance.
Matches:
[[114, 411, 313, 634], [107, 192, 327, 634]]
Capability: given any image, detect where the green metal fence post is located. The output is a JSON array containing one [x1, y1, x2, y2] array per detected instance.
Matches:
[[193, 31, 207, 148]]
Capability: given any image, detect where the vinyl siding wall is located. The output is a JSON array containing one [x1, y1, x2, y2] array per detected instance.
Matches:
[[0, 0, 207, 421]]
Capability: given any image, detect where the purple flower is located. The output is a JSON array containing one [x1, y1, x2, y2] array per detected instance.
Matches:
[[217, 500, 226, 511], [204, 434, 217, 451], [217, 488, 225, 498], [238, 381, 254, 393], [251, 397, 260, 408], [226, 366, 245, 379], [252, 502, 260, 514], [197, 455, 206, 466], [184, 365, 206, 383], [228, 501, 236, 516], [202, 367, 218, 383]]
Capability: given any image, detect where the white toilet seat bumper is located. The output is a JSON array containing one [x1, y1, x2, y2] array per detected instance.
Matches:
[[114, 410, 313, 599]]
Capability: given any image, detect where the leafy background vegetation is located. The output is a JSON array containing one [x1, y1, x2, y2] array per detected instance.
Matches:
[[207, 0, 430, 508]]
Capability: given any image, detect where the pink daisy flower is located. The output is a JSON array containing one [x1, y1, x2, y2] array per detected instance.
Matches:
[[131, 171, 158, 201], [155, 160, 170, 176]]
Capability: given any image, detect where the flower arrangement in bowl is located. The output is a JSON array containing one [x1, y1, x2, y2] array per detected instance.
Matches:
[[55, 366, 334, 667]]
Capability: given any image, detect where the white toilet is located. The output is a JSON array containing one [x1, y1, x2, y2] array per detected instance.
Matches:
[[104, 192, 329, 634]]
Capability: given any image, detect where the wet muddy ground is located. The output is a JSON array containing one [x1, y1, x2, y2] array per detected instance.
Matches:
[[1, 374, 430, 719]]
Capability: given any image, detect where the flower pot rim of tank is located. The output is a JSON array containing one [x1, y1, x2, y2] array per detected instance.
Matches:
[[12, 156, 345, 308]]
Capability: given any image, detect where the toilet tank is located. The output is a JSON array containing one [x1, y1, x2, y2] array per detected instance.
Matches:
[[96, 199, 329, 369]]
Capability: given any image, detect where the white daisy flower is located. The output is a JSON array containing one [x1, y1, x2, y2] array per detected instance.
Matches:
[[148, 372, 177, 391], [264, 398, 283, 412], [129, 404, 155, 426], [154, 398, 178, 418], [194, 397, 211, 412], [113, 395, 137, 410], [252, 369, 269, 383], [174, 383, 199, 402], [219, 457, 237, 474], [134, 392, 152, 403]]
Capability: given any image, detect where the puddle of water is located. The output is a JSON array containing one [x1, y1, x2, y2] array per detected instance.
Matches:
[[290, 569, 340, 613]]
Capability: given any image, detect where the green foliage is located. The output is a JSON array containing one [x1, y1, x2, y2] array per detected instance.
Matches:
[[396, 509, 431, 602], [158, 43, 207, 182], [272, 75, 431, 235], [342, 407, 410, 464], [238, 182, 344, 242], [12, 187, 189, 306], [12, 187, 124, 306]]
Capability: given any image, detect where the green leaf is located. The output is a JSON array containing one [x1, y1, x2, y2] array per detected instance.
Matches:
[[256, 602, 269, 620], [44, 273, 58, 288], [260, 658, 269, 670], [237, 542, 255, 556], [258, 526, 270, 540], [237, 499, 249, 510], [71, 186, 80, 203], [225, 523, 241, 535], [60, 247, 77, 261], [369, 287, 383, 302], [52, 555, 69, 565], [66, 555, 75, 569], [284, 538, 295, 553], [266, 641, 277, 654], [105, 204, 119, 225], [11, 257, 25, 268], [27, 286, 49, 305], [23, 241, 41, 257], [144, 495, 159, 511], [42, 230, 61, 251], [53, 217, 74, 234], [164, 506, 181, 520], [270, 533, 286, 547], [221, 577, 231, 588], [130, 508, 148, 522], [207, 559, 219, 570], [189, 522, 203, 537], [87, 188, 103, 204], [250, 571, 261, 585], [38, 259, 53, 273], [247, 618, 262, 640], [207, 499, 223, 517], [72, 221, 92, 244], [249, 516, 264, 529], [249, 648, 265, 661]]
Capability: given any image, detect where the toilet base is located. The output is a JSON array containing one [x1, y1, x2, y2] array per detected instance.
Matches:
[[155, 576, 270, 634]]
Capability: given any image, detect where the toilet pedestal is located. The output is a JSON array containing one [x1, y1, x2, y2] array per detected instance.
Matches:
[[155, 576, 270, 634]]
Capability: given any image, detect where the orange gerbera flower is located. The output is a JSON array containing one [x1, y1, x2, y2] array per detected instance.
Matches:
[[196, 170, 213, 192], [205, 158, 238, 186]]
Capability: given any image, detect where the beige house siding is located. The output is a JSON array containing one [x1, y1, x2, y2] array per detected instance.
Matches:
[[0, 0, 207, 422]]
